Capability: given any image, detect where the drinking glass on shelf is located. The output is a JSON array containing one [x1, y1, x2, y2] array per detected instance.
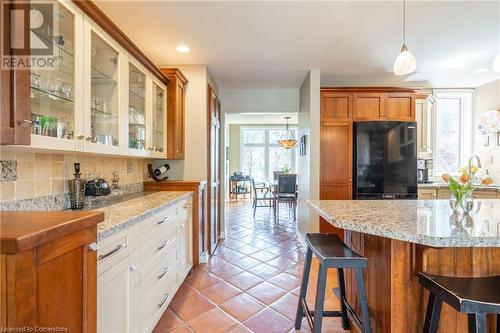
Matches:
[[30, 73, 40, 89]]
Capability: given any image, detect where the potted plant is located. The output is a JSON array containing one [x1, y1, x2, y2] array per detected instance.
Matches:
[[442, 166, 494, 212], [281, 165, 291, 174]]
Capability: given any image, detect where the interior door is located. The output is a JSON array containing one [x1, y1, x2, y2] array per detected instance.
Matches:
[[208, 85, 221, 254]]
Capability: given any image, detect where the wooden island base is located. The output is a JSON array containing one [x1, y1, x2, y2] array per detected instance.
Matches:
[[343, 230, 500, 333]]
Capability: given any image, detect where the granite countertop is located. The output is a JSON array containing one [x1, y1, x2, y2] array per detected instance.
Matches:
[[308, 199, 500, 247], [418, 182, 500, 191], [95, 191, 192, 241]]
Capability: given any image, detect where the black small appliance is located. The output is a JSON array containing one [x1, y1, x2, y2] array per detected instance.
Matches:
[[353, 121, 417, 199]]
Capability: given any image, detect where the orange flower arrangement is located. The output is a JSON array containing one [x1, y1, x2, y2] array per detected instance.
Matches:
[[441, 165, 494, 209]]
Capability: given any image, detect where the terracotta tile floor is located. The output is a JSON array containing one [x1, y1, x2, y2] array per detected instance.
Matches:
[[153, 200, 348, 333]]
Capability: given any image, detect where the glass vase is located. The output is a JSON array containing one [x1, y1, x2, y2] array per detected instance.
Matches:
[[460, 194, 474, 213], [449, 194, 461, 212]]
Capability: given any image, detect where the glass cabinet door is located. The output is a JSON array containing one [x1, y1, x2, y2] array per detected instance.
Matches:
[[30, 3, 75, 143], [89, 31, 119, 147], [151, 82, 165, 154], [128, 64, 146, 151]]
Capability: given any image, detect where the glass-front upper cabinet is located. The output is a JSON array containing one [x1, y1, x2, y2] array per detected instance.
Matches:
[[150, 81, 166, 157], [30, 1, 78, 150], [128, 63, 147, 153], [83, 20, 122, 154]]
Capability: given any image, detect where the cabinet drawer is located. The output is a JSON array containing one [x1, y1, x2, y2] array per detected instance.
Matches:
[[418, 189, 437, 199], [177, 199, 192, 221], [139, 263, 179, 332], [97, 230, 128, 275], [472, 191, 498, 199], [139, 221, 178, 272], [139, 235, 178, 280], [140, 205, 178, 239], [137, 248, 178, 304]]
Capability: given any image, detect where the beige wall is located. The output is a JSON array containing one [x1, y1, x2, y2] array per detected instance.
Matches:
[[220, 89, 300, 113], [228, 124, 241, 176], [0, 148, 149, 202], [297, 70, 321, 242], [473, 79, 500, 179]]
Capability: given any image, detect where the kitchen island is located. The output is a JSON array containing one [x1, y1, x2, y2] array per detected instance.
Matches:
[[309, 199, 500, 333]]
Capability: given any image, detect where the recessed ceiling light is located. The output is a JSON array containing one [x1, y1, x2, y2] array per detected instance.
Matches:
[[176, 45, 190, 53], [472, 68, 489, 74]]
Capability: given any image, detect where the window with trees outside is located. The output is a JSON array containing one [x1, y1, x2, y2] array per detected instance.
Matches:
[[433, 90, 473, 176], [240, 127, 297, 182]]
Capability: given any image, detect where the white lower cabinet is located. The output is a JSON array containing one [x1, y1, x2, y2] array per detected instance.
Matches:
[[97, 197, 193, 333], [97, 256, 133, 333]]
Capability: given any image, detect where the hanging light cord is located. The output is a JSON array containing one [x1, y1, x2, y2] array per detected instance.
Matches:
[[403, 0, 406, 46]]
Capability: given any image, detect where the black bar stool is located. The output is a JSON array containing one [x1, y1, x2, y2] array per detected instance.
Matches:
[[419, 273, 500, 333], [295, 233, 372, 333]]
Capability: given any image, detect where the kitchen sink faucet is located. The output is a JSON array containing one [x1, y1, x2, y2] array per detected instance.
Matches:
[[468, 155, 482, 175]]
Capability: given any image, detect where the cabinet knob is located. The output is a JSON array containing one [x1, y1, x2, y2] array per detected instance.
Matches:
[[181, 223, 185, 228], [130, 265, 137, 271]]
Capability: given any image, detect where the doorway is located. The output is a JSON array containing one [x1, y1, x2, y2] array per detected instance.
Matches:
[[223, 113, 299, 227]]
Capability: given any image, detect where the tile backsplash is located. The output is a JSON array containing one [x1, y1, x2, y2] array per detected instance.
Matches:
[[0, 148, 151, 202]]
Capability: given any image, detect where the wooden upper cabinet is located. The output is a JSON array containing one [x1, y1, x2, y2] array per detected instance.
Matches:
[[0, 0, 31, 146], [353, 93, 385, 120], [162, 68, 188, 160], [320, 92, 352, 122], [386, 92, 415, 121]]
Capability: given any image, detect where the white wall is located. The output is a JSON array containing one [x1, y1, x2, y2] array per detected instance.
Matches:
[[473, 79, 500, 179], [220, 89, 299, 113], [297, 70, 321, 243]]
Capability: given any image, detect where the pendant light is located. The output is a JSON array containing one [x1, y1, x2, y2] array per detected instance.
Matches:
[[277, 116, 297, 149], [393, 0, 417, 76]]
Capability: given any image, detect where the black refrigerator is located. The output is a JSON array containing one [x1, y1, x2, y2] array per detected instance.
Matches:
[[353, 121, 417, 199]]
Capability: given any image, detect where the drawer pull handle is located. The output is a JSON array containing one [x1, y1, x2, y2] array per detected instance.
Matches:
[[157, 266, 170, 280], [157, 216, 171, 225], [158, 240, 170, 251], [98, 243, 126, 261], [183, 202, 192, 209], [88, 242, 98, 252], [158, 293, 170, 308]]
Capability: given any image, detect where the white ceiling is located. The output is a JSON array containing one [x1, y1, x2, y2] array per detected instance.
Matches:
[[94, 1, 500, 89]]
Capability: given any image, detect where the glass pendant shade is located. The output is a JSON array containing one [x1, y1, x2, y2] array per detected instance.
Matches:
[[493, 53, 500, 73], [277, 117, 297, 149], [393, 44, 417, 76]]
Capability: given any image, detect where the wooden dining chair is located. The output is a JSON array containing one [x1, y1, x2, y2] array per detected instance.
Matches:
[[250, 178, 273, 217], [276, 174, 297, 223]]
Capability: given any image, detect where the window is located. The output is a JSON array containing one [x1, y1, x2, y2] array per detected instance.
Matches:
[[240, 127, 296, 182], [433, 90, 473, 175]]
